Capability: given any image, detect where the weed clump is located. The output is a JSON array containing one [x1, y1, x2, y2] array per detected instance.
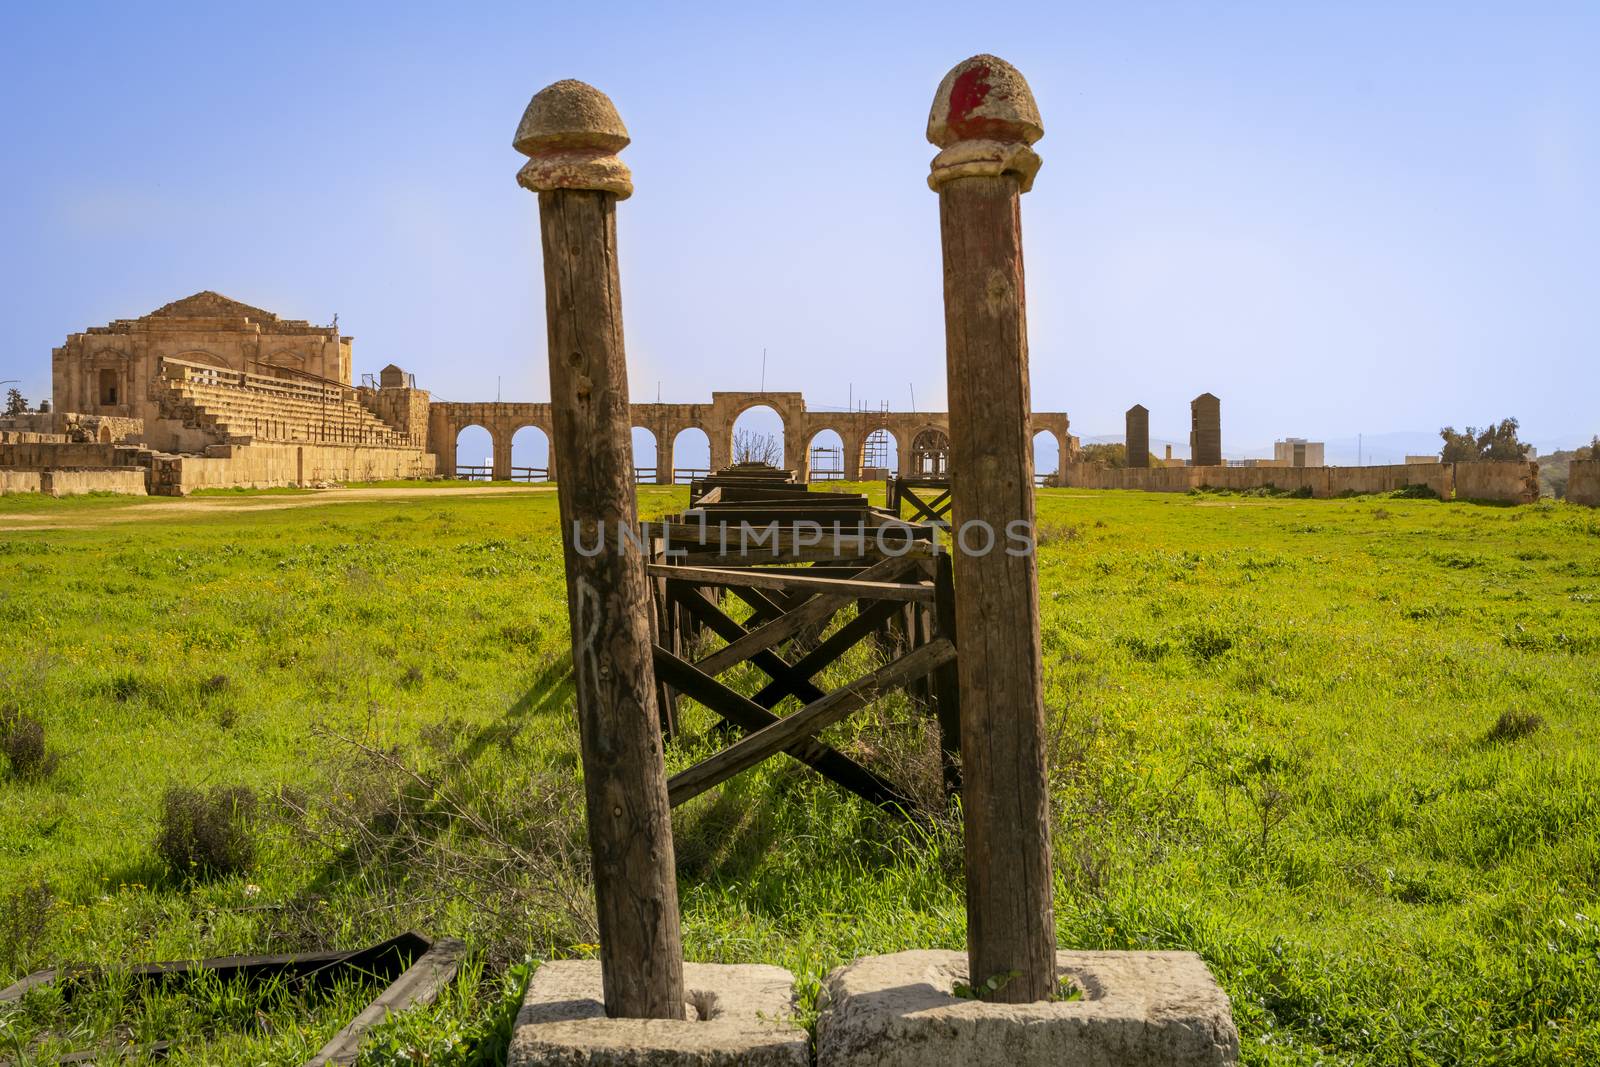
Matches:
[[155, 785, 258, 880], [0, 881, 55, 974], [1392, 484, 1441, 500], [1, 705, 60, 780], [1035, 521, 1082, 546], [1483, 710, 1544, 745]]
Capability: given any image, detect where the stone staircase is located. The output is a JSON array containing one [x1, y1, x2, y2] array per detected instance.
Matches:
[[157, 358, 410, 447]]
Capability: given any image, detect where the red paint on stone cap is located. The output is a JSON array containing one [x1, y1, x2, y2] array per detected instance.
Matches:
[[927, 55, 1043, 148]]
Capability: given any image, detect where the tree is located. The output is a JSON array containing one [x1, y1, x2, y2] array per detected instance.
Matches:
[[732, 429, 782, 467], [1438, 426, 1476, 463], [1475, 418, 1529, 462], [1575, 436, 1600, 462], [4, 388, 27, 416], [1080, 442, 1128, 468], [1439, 418, 1530, 462]]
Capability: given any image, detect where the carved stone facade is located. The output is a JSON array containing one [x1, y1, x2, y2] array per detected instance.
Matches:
[[52, 291, 353, 451], [26, 292, 1076, 490]]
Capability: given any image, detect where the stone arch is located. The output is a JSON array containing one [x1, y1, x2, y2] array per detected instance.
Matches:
[[631, 426, 658, 484], [455, 423, 494, 480], [672, 426, 711, 484], [731, 404, 786, 467], [171, 349, 230, 370], [858, 425, 901, 478], [911, 426, 951, 477], [807, 428, 845, 481], [1032, 429, 1060, 486], [258, 349, 309, 376], [510, 424, 551, 481]]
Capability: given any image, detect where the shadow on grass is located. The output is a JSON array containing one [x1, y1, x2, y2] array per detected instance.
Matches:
[[292, 656, 579, 902]]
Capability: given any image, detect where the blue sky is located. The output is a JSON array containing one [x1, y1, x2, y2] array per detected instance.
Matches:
[[2, 2, 1595, 464]]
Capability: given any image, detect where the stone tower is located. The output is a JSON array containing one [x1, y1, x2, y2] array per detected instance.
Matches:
[[1190, 392, 1221, 467], [1125, 404, 1149, 468]]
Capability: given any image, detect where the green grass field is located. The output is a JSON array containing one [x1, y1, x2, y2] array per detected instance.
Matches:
[[2, 484, 1598, 1064]]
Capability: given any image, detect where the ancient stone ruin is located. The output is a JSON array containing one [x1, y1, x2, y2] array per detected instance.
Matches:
[[1189, 391, 1222, 467], [0, 289, 1074, 496], [1125, 403, 1150, 467]]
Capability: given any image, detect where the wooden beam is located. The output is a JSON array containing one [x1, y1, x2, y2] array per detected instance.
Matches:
[[303, 938, 466, 1066], [749, 598, 904, 708], [650, 563, 933, 602], [667, 639, 956, 806], [690, 555, 920, 677], [929, 54, 1055, 1001], [519, 80, 684, 1018], [651, 646, 917, 814]]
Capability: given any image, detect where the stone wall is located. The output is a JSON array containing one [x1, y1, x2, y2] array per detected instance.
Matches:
[[0, 431, 68, 445], [358, 383, 431, 447], [39, 469, 147, 497], [0, 470, 43, 494], [1325, 463, 1455, 498], [1453, 461, 1540, 504], [150, 443, 437, 495], [0, 468, 145, 497], [0, 442, 140, 469], [1058, 462, 1456, 500], [1568, 460, 1600, 507]]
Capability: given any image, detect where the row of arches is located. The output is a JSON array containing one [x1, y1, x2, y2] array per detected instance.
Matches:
[[452, 410, 1062, 481]]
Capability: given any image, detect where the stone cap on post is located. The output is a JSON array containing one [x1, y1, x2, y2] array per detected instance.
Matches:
[[514, 79, 633, 199], [926, 55, 1044, 193]]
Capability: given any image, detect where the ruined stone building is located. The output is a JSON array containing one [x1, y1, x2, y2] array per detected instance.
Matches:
[[2, 291, 1077, 495], [1273, 438, 1325, 467], [1189, 392, 1222, 467], [1125, 404, 1150, 468]]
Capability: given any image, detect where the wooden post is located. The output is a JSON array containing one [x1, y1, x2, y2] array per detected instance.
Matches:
[[514, 79, 685, 1020], [927, 54, 1056, 1003]]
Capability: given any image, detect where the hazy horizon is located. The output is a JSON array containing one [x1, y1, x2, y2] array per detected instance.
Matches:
[[3, 3, 1595, 463]]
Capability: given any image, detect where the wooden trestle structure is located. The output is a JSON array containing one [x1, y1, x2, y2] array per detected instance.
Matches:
[[642, 464, 961, 818], [887, 474, 954, 525]]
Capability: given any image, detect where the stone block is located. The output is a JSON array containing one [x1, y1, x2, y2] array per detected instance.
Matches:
[[817, 949, 1237, 1067], [508, 960, 809, 1066]]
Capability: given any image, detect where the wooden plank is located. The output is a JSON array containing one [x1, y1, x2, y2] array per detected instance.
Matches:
[[0, 967, 56, 1003], [651, 646, 917, 815], [667, 639, 956, 806], [0, 933, 434, 1003], [303, 937, 466, 1066], [640, 522, 938, 556], [650, 563, 933, 602]]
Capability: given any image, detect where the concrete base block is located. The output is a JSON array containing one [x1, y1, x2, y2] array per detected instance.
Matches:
[[817, 949, 1237, 1066], [508, 961, 809, 1066]]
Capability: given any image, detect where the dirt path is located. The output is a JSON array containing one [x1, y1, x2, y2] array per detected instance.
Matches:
[[0, 485, 558, 531]]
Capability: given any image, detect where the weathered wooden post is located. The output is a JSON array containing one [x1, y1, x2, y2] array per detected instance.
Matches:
[[927, 54, 1056, 1003], [514, 79, 686, 1020]]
